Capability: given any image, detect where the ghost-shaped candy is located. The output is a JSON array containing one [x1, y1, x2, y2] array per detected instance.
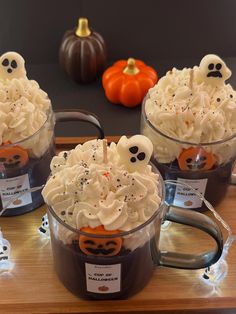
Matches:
[[0, 52, 27, 81], [198, 54, 231, 86], [117, 135, 153, 172]]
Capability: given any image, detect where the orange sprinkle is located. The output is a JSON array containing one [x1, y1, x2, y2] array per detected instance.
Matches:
[[103, 172, 110, 177]]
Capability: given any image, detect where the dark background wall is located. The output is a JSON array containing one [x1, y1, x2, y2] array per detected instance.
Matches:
[[0, 0, 236, 138], [1, 0, 236, 64]]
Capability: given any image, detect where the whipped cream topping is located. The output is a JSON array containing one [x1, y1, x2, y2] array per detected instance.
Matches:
[[144, 55, 236, 164], [42, 137, 161, 249], [0, 52, 52, 157]]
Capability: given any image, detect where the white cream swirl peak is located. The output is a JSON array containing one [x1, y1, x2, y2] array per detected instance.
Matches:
[[42, 136, 161, 250], [0, 52, 52, 157], [143, 54, 236, 164]]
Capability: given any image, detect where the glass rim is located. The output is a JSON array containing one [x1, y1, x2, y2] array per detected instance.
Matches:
[[0, 108, 54, 148], [142, 94, 236, 146], [47, 164, 166, 239]]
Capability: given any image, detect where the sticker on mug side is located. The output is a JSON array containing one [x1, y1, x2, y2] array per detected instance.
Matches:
[[173, 178, 208, 209], [85, 263, 121, 294], [0, 174, 32, 209]]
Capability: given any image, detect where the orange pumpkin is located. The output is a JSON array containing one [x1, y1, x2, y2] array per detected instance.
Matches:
[[0, 144, 29, 170], [102, 58, 158, 107], [79, 225, 122, 256], [178, 147, 216, 171]]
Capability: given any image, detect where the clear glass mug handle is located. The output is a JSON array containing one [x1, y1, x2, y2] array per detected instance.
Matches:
[[231, 161, 236, 184], [159, 206, 223, 269], [54, 109, 104, 139], [232, 174, 236, 184]]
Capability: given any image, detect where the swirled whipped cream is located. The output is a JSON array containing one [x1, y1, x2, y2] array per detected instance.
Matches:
[[144, 54, 236, 164], [0, 52, 52, 157], [42, 136, 161, 249]]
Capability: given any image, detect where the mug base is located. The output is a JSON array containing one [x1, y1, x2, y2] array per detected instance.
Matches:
[[50, 233, 156, 300]]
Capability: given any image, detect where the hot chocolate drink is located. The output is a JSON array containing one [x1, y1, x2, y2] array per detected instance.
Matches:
[[142, 54, 236, 211], [50, 232, 156, 300], [43, 135, 162, 299], [156, 158, 234, 212], [0, 51, 54, 215]]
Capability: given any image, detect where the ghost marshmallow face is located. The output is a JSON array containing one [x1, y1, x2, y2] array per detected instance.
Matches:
[[38, 213, 50, 238], [199, 54, 231, 86], [0, 52, 27, 80], [0, 234, 10, 262], [117, 135, 153, 172]]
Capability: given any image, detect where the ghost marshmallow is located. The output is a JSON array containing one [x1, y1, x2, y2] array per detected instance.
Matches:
[[0, 231, 10, 262], [198, 54, 231, 86], [117, 135, 153, 172], [38, 213, 50, 238], [0, 52, 27, 80]]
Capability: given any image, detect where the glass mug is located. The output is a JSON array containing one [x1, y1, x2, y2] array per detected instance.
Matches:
[[47, 169, 223, 300], [0, 108, 104, 216], [141, 95, 236, 212]]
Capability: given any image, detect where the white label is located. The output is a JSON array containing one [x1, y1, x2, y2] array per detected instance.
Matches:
[[0, 174, 32, 208], [85, 263, 121, 294], [173, 178, 208, 208]]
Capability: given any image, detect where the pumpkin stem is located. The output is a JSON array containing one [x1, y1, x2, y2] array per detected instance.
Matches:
[[123, 58, 140, 75], [76, 18, 91, 37]]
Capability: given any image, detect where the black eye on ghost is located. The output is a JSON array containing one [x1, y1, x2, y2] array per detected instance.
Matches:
[[2, 58, 18, 73], [0, 246, 8, 254], [129, 146, 146, 163], [207, 63, 222, 78]]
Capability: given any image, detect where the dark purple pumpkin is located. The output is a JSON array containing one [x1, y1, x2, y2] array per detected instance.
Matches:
[[59, 18, 107, 83]]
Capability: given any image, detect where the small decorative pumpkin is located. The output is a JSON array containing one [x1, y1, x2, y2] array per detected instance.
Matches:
[[59, 17, 107, 83], [0, 144, 28, 170], [79, 225, 122, 257], [98, 285, 109, 292], [178, 147, 216, 171], [102, 58, 158, 107]]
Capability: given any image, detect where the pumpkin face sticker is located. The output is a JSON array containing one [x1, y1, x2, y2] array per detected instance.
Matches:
[[0, 145, 29, 170], [79, 225, 122, 257], [178, 147, 216, 171]]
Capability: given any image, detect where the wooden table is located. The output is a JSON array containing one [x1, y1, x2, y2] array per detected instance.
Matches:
[[0, 137, 236, 314]]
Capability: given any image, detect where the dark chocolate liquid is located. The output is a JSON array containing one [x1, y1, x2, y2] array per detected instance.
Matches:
[[50, 233, 157, 300], [0, 141, 55, 216], [154, 158, 234, 211]]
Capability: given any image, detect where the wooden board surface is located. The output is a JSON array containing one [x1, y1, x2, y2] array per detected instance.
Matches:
[[0, 137, 236, 314]]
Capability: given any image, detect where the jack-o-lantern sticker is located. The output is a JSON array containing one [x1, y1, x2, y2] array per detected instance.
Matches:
[[0, 144, 29, 170], [79, 225, 122, 257], [178, 147, 216, 171]]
